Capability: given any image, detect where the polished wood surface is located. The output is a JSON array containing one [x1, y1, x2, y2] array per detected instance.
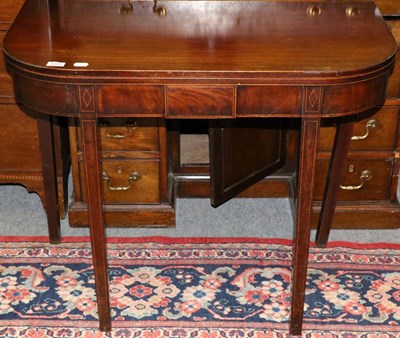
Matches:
[[1, 0, 399, 233], [209, 119, 286, 206], [375, 0, 400, 16], [3, 0, 396, 335], [37, 115, 61, 244], [4, 0, 395, 80], [315, 118, 355, 247], [290, 117, 320, 332], [80, 117, 111, 331]]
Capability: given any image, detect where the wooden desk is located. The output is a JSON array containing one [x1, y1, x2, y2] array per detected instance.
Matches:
[[3, 0, 396, 334]]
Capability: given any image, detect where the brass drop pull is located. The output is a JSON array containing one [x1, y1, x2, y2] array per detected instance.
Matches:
[[340, 169, 373, 191], [102, 170, 141, 191], [120, 0, 133, 14], [346, 7, 360, 16], [307, 6, 321, 16], [102, 120, 138, 139], [153, 1, 167, 17], [351, 119, 379, 141], [120, 0, 167, 16]]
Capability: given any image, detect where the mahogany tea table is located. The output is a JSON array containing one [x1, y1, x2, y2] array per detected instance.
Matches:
[[3, 0, 396, 334]]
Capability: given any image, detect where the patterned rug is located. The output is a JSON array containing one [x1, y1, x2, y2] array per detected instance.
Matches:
[[0, 236, 399, 338]]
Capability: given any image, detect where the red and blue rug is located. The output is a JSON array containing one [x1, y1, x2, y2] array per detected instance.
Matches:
[[0, 236, 399, 337]]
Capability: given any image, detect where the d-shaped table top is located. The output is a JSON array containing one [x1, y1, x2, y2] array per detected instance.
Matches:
[[3, 1, 397, 121], [2, 0, 397, 335], [3, 0, 396, 81]]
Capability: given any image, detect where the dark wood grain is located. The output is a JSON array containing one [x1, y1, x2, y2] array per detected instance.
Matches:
[[318, 106, 399, 152], [168, 86, 234, 118], [0, 0, 70, 229], [209, 119, 286, 206], [290, 117, 320, 335], [314, 158, 393, 201], [80, 117, 111, 331], [315, 119, 355, 247], [237, 86, 302, 117], [37, 115, 61, 244], [0, 0, 24, 30], [0, 31, 14, 97], [98, 85, 165, 116], [68, 202, 176, 228], [4, 0, 395, 79], [375, 0, 400, 16], [81, 159, 161, 204], [3, 0, 396, 334], [96, 118, 160, 152]]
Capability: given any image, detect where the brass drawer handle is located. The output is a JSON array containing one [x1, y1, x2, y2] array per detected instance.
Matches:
[[120, 0, 133, 14], [351, 119, 379, 141], [101, 120, 139, 139], [102, 170, 141, 191], [153, 1, 167, 17], [120, 0, 167, 16], [346, 7, 360, 16], [307, 6, 321, 16], [340, 169, 373, 191]]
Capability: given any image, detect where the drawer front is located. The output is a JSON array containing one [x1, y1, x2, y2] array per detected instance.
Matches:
[[100, 118, 159, 152], [314, 159, 393, 201], [97, 85, 165, 116], [387, 20, 400, 45], [80, 159, 160, 204], [167, 86, 234, 118], [318, 106, 399, 151], [237, 86, 303, 116], [77, 118, 159, 152], [0, 0, 24, 28], [385, 20, 400, 99], [386, 52, 400, 99], [0, 103, 41, 171], [0, 32, 14, 98], [375, 0, 400, 16]]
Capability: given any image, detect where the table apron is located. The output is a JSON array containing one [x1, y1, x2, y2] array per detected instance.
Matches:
[[10, 71, 391, 119]]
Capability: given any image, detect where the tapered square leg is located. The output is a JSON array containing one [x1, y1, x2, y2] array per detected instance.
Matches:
[[80, 118, 111, 331], [315, 119, 355, 248], [37, 115, 61, 244], [290, 117, 320, 335]]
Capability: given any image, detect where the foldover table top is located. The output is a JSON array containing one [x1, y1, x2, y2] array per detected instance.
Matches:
[[4, 0, 396, 80], [2, 0, 398, 334]]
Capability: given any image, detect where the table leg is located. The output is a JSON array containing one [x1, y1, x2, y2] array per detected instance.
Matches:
[[80, 118, 111, 331], [37, 115, 61, 244], [290, 117, 320, 335], [315, 119, 355, 248]]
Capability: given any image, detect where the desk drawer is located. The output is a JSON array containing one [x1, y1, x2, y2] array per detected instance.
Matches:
[[386, 20, 400, 45], [0, 103, 41, 170], [318, 106, 399, 151], [314, 158, 393, 201], [0, 0, 24, 29], [167, 86, 234, 118], [79, 159, 160, 204], [76, 118, 160, 152], [375, 0, 400, 15], [385, 20, 400, 99], [0, 32, 14, 98], [74, 117, 161, 152], [385, 51, 400, 99]]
